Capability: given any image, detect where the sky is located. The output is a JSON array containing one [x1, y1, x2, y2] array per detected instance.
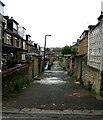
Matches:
[[2, 0, 103, 48]]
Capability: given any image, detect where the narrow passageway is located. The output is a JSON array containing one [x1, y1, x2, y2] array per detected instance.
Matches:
[[35, 61, 67, 85], [3, 61, 103, 111]]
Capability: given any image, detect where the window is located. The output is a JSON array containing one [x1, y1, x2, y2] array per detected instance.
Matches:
[[14, 37, 19, 47], [23, 42, 25, 49], [6, 34, 11, 45]]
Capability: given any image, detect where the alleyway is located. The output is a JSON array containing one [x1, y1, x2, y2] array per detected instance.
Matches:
[[2, 61, 103, 119]]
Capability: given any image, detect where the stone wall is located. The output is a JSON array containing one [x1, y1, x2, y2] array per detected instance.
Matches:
[[82, 64, 101, 94], [39, 57, 43, 73], [2, 56, 44, 97], [73, 56, 82, 79], [2, 63, 33, 97], [34, 57, 39, 76], [59, 58, 69, 71], [59, 56, 103, 95], [59, 58, 64, 68]]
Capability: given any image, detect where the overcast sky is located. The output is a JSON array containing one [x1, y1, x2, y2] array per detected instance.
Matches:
[[2, 0, 103, 47]]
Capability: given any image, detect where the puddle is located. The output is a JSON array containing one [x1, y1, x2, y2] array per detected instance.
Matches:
[[34, 77, 67, 85], [45, 71, 64, 73], [54, 66, 61, 68], [75, 81, 80, 84]]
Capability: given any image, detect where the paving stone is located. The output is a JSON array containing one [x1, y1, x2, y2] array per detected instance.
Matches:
[[30, 108, 41, 113], [3, 107, 19, 112], [21, 108, 31, 112]]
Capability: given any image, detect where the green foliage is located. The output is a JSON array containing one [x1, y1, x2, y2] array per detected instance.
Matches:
[[71, 47, 77, 54], [68, 70, 80, 82], [72, 74, 78, 80], [61, 46, 71, 55], [61, 45, 77, 56], [63, 67, 66, 71], [68, 70, 74, 76], [45, 48, 50, 51], [87, 81, 93, 91]]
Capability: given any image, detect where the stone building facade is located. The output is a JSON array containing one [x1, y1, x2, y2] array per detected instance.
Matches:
[[88, 15, 103, 71]]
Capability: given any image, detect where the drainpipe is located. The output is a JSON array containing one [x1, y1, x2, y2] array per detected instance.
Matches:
[[0, 14, 3, 70], [100, 71, 103, 97]]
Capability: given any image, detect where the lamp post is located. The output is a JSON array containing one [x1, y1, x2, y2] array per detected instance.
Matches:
[[44, 34, 51, 67]]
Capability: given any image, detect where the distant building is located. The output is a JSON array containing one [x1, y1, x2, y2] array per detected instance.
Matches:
[[51, 47, 62, 60]]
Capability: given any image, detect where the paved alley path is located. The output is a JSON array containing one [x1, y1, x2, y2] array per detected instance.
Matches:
[[2, 61, 103, 119]]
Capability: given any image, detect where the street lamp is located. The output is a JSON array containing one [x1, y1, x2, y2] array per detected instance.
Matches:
[[44, 34, 51, 67]]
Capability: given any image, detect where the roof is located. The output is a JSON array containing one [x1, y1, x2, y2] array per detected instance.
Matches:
[[26, 34, 31, 37], [88, 22, 100, 31], [45, 51, 53, 55], [88, 25, 95, 30], [3, 16, 9, 20], [18, 26, 26, 30], [0, 1, 5, 6], [88, 14, 103, 31], [72, 41, 79, 46], [79, 30, 88, 42], [79, 30, 88, 38], [52, 47, 62, 52], [4, 28, 13, 34], [9, 17, 19, 25], [98, 14, 103, 21]]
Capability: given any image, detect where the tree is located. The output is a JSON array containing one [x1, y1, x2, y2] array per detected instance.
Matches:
[[71, 47, 77, 54], [45, 48, 50, 51], [61, 45, 77, 56]]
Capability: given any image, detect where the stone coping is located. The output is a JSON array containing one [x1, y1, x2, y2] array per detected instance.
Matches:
[[2, 107, 103, 116]]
